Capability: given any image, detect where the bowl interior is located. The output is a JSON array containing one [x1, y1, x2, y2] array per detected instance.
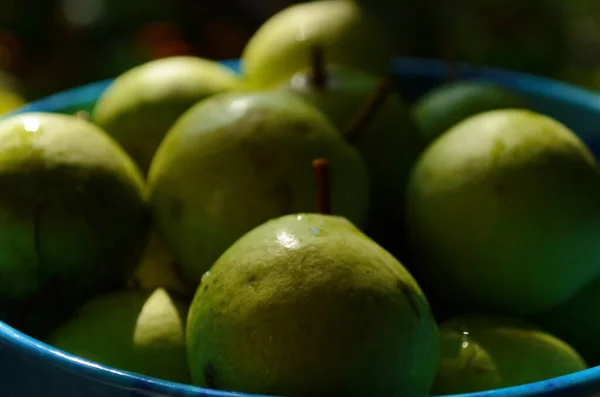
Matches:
[[3, 57, 600, 397]]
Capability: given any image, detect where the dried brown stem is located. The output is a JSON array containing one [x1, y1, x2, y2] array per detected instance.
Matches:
[[346, 79, 394, 143], [312, 158, 332, 215]]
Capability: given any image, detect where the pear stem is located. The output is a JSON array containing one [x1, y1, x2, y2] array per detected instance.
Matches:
[[309, 46, 328, 90], [312, 158, 332, 215], [345, 79, 394, 144]]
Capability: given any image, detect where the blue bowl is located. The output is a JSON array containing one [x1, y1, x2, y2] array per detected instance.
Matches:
[[3, 58, 600, 397]]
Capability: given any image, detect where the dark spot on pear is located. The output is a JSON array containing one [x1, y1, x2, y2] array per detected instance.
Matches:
[[247, 274, 258, 285], [204, 362, 221, 389], [397, 280, 421, 319]]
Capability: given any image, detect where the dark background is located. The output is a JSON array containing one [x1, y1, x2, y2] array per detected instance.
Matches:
[[0, 0, 599, 101]]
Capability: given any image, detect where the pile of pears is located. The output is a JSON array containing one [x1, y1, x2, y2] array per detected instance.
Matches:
[[2, 2, 600, 397]]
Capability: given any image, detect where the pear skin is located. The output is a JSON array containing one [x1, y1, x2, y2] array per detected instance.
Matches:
[[49, 288, 190, 384], [128, 230, 190, 296], [147, 91, 369, 287], [241, 1, 393, 89], [433, 316, 586, 394], [93, 56, 241, 173], [187, 214, 439, 397], [413, 81, 528, 143], [0, 112, 147, 338], [536, 275, 600, 366], [407, 109, 600, 316]]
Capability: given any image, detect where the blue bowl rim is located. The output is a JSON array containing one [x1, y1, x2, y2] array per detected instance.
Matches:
[[8, 57, 600, 123], [2, 57, 600, 397]]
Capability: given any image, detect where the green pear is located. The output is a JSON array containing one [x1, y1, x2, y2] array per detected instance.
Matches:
[[280, 61, 425, 251], [186, 213, 440, 397], [128, 230, 190, 296], [413, 81, 528, 143], [433, 316, 586, 395], [147, 91, 369, 287], [0, 112, 147, 337], [93, 56, 241, 173], [241, 0, 393, 89], [406, 109, 600, 316], [49, 288, 190, 384], [536, 275, 600, 366], [435, 324, 501, 394]]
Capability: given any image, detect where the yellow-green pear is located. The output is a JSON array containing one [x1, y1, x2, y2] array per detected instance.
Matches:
[[147, 91, 369, 286], [433, 316, 586, 394], [93, 56, 241, 172], [49, 288, 190, 384], [406, 109, 600, 316], [0, 112, 147, 337], [241, 1, 393, 89], [187, 213, 440, 397]]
